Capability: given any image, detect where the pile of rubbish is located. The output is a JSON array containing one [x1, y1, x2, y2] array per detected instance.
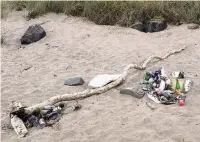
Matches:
[[9, 67, 193, 138], [10, 102, 81, 137], [142, 67, 192, 105]]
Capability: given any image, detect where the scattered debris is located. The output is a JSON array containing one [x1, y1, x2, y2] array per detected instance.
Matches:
[[88, 74, 121, 88], [64, 77, 84, 86], [21, 24, 46, 44], [10, 101, 81, 137], [187, 24, 199, 30], [8, 47, 188, 138], [142, 67, 193, 105]]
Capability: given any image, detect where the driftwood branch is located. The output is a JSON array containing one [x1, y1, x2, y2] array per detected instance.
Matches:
[[24, 46, 187, 114]]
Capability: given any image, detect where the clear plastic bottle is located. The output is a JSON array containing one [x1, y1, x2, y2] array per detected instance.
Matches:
[[10, 114, 28, 137]]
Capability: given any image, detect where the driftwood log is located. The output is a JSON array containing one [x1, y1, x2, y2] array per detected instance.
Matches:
[[24, 46, 187, 114]]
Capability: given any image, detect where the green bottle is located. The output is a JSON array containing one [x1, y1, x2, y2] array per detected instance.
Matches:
[[175, 79, 181, 94], [145, 72, 151, 81]]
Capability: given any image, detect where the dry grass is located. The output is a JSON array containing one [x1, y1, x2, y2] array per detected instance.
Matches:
[[1, 1, 200, 26]]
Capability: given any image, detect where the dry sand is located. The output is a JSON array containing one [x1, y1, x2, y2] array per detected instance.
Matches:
[[1, 12, 200, 142]]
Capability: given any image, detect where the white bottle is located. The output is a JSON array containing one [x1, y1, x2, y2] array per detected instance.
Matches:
[[161, 67, 167, 78], [155, 80, 166, 94], [10, 114, 28, 137], [159, 80, 166, 91], [184, 80, 192, 93]]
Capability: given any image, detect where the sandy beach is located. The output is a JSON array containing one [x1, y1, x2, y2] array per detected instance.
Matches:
[[1, 12, 200, 142]]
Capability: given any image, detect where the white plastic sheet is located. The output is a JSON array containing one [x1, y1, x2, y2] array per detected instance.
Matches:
[[88, 74, 121, 88]]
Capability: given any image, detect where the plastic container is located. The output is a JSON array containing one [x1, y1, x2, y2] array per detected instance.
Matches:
[[184, 80, 192, 93], [10, 114, 28, 137], [178, 94, 186, 106], [172, 79, 184, 94], [145, 72, 151, 81]]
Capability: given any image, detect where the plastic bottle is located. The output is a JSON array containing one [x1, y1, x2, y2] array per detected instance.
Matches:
[[10, 114, 28, 137], [184, 80, 192, 93], [178, 94, 186, 106], [160, 67, 167, 77], [159, 80, 166, 92], [145, 72, 151, 81], [175, 79, 181, 94]]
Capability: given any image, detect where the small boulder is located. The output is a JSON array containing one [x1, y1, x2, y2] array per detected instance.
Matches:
[[131, 22, 145, 32], [64, 77, 84, 86], [187, 24, 199, 30], [144, 20, 167, 33], [120, 87, 145, 99], [21, 24, 46, 44]]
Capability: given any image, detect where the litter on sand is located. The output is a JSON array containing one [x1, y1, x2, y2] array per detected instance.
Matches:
[[10, 102, 82, 137], [142, 67, 193, 105], [88, 74, 121, 88]]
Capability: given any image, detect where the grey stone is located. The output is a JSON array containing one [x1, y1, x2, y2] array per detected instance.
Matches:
[[21, 24, 46, 44], [120, 87, 145, 99], [131, 22, 145, 32], [144, 20, 167, 33], [188, 24, 199, 29], [64, 77, 84, 86]]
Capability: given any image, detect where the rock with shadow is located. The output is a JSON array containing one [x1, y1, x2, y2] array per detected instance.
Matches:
[[21, 24, 46, 44], [131, 19, 167, 33]]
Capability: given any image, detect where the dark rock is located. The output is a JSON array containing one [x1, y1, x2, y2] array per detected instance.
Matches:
[[120, 87, 145, 99], [144, 20, 167, 33], [131, 22, 145, 32], [131, 20, 167, 33], [64, 77, 84, 86], [188, 24, 199, 29], [21, 24, 46, 44]]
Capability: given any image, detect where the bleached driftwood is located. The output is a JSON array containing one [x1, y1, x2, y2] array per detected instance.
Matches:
[[24, 46, 187, 114]]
